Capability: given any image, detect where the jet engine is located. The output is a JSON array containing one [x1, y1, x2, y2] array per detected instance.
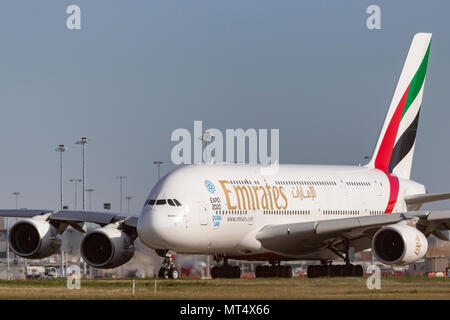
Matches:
[[372, 224, 428, 265], [80, 225, 135, 269], [9, 217, 62, 259]]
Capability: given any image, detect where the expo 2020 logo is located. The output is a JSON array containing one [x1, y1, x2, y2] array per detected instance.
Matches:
[[204, 180, 216, 194]]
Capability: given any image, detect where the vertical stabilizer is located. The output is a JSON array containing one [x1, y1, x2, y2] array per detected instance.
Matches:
[[367, 33, 431, 179]]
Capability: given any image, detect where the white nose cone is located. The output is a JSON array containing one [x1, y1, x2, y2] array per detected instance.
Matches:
[[137, 210, 170, 250]]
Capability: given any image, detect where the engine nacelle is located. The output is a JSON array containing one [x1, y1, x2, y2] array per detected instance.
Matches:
[[372, 224, 428, 265], [80, 225, 135, 269], [9, 217, 61, 259]]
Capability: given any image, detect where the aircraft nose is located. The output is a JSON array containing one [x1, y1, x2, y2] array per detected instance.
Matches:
[[137, 209, 171, 249]]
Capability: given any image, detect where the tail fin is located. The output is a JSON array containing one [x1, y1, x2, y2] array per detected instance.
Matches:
[[367, 33, 431, 179]]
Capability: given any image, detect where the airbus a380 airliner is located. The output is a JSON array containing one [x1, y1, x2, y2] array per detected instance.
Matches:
[[2, 33, 450, 279]]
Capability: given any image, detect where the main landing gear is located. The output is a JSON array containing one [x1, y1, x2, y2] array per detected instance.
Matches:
[[307, 239, 363, 278], [255, 262, 292, 278], [307, 262, 363, 278], [157, 250, 180, 279], [211, 256, 241, 279]]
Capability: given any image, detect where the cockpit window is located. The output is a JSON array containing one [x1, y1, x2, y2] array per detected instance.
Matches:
[[147, 199, 181, 206]]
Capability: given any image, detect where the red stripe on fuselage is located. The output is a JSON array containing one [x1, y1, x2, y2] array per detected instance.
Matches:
[[384, 173, 399, 213]]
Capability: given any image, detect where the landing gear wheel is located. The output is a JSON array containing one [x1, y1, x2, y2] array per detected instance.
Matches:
[[255, 266, 262, 278], [280, 266, 288, 278], [275, 265, 282, 278], [169, 268, 180, 279], [307, 264, 364, 278], [232, 266, 241, 278], [344, 264, 353, 277], [262, 266, 270, 277], [211, 266, 219, 278], [227, 265, 235, 278], [334, 265, 345, 277], [307, 265, 316, 278], [157, 251, 178, 279], [211, 261, 241, 278], [255, 264, 293, 278], [355, 265, 363, 277], [285, 266, 293, 278], [307, 238, 366, 278], [158, 267, 169, 279]]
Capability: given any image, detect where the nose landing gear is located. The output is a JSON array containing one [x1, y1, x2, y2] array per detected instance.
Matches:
[[156, 250, 180, 279]]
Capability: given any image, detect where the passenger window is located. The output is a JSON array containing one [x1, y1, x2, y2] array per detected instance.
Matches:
[[173, 199, 182, 206], [156, 199, 167, 205], [168, 199, 175, 206]]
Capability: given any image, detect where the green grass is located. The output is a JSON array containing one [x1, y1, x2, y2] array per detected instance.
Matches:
[[0, 277, 447, 300]]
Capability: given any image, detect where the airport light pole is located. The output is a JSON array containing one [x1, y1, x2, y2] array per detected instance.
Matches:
[[69, 178, 82, 210], [125, 196, 132, 213], [74, 137, 90, 210], [12, 192, 20, 210], [153, 161, 163, 180], [11, 191, 20, 228], [85, 189, 94, 210], [116, 176, 127, 212], [55, 145, 66, 210], [75, 137, 90, 278], [55, 144, 66, 278]]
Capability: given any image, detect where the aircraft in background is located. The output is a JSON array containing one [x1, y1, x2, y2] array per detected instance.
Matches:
[[2, 32, 450, 279]]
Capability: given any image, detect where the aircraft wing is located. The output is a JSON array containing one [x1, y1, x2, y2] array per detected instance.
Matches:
[[256, 210, 450, 256], [0, 209, 54, 218], [0, 209, 139, 232]]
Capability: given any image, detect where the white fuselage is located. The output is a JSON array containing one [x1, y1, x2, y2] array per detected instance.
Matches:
[[136, 164, 425, 261]]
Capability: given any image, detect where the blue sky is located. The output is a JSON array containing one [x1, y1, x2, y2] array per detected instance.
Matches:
[[1, 1, 449, 212]]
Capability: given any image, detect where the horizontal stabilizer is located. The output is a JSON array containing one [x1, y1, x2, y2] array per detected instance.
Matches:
[[404, 192, 450, 205]]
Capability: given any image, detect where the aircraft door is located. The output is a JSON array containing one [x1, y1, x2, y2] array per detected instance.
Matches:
[[198, 201, 209, 226], [248, 209, 255, 225], [332, 173, 348, 196], [373, 180, 383, 196]]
